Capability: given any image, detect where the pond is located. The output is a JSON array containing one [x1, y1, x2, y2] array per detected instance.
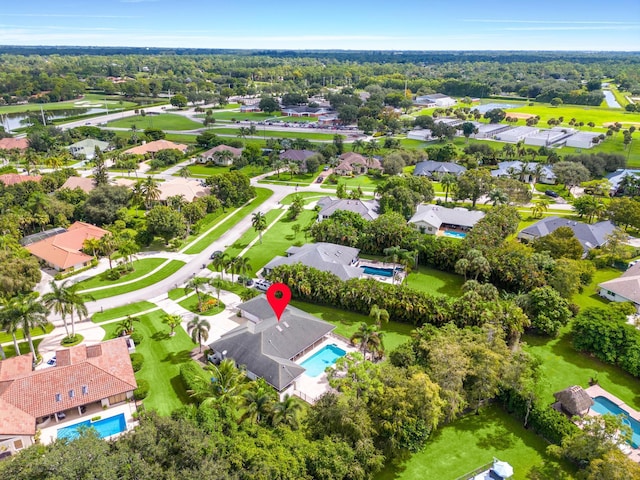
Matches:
[[1, 107, 109, 131], [602, 90, 621, 109]]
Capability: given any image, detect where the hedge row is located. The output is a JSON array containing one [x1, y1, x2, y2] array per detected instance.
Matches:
[[179, 362, 208, 403]]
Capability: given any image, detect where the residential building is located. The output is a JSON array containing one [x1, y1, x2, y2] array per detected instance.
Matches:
[[197, 144, 243, 165], [517, 217, 616, 256], [598, 263, 640, 312], [606, 169, 640, 195], [67, 139, 110, 160], [406, 129, 433, 141], [240, 104, 261, 112], [208, 296, 335, 392], [409, 204, 485, 235], [413, 160, 466, 178], [317, 196, 379, 221], [262, 242, 362, 281], [23, 221, 108, 271], [495, 126, 540, 143], [566, 131, 601, 149], [334, 152, 382, 176], [415, 93, 456, 107], [114, 177, 210, 203], [0, 137, 29, 151], [279, 149, 317, 173], [0, 338, 137, 456], [60, 176, 96, 194], [124, 139, 188, 156], [491, 161, 556, 184], [0, 173, 42, 186]]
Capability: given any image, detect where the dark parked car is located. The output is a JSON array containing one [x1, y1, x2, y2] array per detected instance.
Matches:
[[545, 190, 559, 198], [316, 176, 324, 183], [237, 276, 254, 287], [210, 250, 223, 259]]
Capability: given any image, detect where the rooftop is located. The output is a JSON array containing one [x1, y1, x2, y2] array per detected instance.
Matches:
[[409, 204, 485, 229], [0, 173, 42, 186], [518, 216, 616, 253], [317, 196, 379, 221], [0, 137, 29, 150], [598, 262, 640, 304], [124, 139, 188, 156]]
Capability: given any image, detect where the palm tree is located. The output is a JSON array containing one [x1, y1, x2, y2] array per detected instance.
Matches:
[[42, 280, 72, 338], [364, 139, 380, 164], [62, 281, 90, 338], [191, 359, 247, 406], [288, 162, 299, 180], [531, 199, 550, 219], [99, 234, 117, 270], [351, 139, 365, 153], [440, 173, 456, 202], [187, 316, 210, 352], [234, 256, 252, 283], [369, 304, 390, 329], [350, 323, 383, 361], [487, 188, 509, 206], [251, 212, 267, 244], [272, 394, 303, 429], [178, 166, 191, 178], [186, 277, 210, 312], [116, 315, 139, 335], [163, 313, 181, 337], [12, 293, 48, 358], [241, 382, 275, 424], [83, 237, 101, 259], [141, 176, 160, 210], [214, 150, 234, 166], [271, 159, 285, 179], [211, 252, 230, 280]]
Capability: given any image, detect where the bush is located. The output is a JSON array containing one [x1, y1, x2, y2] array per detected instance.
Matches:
[[130, 353, 145, 372], [133, 379, 150, 400], [179, 362, 208, 401], [129, 331, 144, 345], [61, 334, 84, 347]]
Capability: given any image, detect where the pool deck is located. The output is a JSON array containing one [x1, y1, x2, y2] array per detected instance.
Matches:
[[284, 335, 357, 404], [585, 385, 640, 462], [38, 401, 138, 445]]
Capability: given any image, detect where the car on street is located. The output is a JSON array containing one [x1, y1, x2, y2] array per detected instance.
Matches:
[[545, 190, 559, 198], [254, 279, 272, 292], [316, 176, 324, 183], [210, 250, 223, 259]]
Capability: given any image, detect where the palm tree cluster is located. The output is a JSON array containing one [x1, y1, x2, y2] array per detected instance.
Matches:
[[210, 253, 252, 283]]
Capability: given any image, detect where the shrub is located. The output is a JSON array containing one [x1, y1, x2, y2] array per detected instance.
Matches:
[[133, 379, 150, 400], [90, 416, 101, 422], [130, 353, 145, 372], [179, 362, 208, 402], [129, 331, 144, 345], [61, 334, 84, 346]]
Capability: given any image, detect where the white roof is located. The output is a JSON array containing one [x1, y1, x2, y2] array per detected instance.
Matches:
[[409, 204, 485, 229]]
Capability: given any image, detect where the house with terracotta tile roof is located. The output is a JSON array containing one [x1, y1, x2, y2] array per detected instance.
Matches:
[[24, 221, 108, 272], [124, 139, 188, 156], [0, 137, 29, 151], [0, 173, 42, 186], [114, 177, 210, 203], [60, 176, 96, 193], [334, 152, 383, 176], [0, 338, 137, 457]]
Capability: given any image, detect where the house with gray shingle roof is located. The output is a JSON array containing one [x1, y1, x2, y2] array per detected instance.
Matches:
[[413, 160, 466, 178], [517, 217, 616, 256], [598, 263, 640, 312], [317, 197, 379, 222], [67, 139, 110, 160], [209, 296, 335, 391], [409, 204, 485, 235], [492, 161, 556, 184], [262, 242, 362, 281]]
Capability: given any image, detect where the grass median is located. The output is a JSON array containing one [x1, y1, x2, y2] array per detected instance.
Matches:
[[76, 258, 166, 292], [91, 301, 158, 324]]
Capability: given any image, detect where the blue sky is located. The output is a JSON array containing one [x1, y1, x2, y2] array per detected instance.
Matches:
[[2, 0, 639, 50]]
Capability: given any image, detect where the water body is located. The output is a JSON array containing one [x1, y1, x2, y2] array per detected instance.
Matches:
[[1, 107, 109, 132], [602, 90, 621, 109]]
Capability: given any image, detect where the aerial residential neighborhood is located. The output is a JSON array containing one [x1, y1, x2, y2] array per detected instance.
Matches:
[[0, 2, 639, 479]]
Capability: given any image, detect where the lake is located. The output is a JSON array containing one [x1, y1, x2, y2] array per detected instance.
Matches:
[[1, 107, 109, 131]]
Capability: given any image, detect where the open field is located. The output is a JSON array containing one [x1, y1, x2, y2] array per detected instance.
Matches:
[[102, 310, 197, 415], [376, 404, 575, 480], [107, 113, 202, 131], [0, 94, 137, 114], [91, 301, 158, 324], [510, 103, 640, 128]]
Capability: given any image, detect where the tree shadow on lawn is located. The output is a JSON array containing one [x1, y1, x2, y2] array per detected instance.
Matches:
[[152, 331, 170, 341], [164, 349, 194, 365], [169, 374, 193, 406]]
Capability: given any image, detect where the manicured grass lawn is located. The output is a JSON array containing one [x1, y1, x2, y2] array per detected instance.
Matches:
[[223, 209, 283, 259], [163, 133, 198, 144], [75, 258, 166, 291], [322, 174, 386, 190], [185, 163, 267, 178], [510, 103, 640, 128], [0, 94, 136, 114], [3, 339, 44, 359], [178, 293, 225, 316], [183, 187, 273, 254], [91, 301, 158, 324], [211, 127, 339, 140], [181, 209, 225, 246], [279, 192, 329, 205], [231, 210, 316, 275], [291, 300, 413, 353], [263, 172, 317, 185], [168, 287, 190, 300], [405, 266, 464, 297], [572, 266, 620, 310], [376, 404, 575, 480], [82, 260, 185, 300], [102, 310, 197, 415], [523, 327, 640, 411], [0, 323, 54, 344], [107, 113, 203, 131]]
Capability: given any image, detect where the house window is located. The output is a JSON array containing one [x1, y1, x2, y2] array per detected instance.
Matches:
[[608, 291, 613, 296], [55, 393, 61, 402], [69, 389, 75, 398], [82, 385, 88, 395]]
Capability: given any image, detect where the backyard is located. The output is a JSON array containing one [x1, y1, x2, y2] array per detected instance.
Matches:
[[102, 309, 197, 415]]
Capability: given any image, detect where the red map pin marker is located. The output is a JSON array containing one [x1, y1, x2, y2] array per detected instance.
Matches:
[[266, 283, 291, 321]]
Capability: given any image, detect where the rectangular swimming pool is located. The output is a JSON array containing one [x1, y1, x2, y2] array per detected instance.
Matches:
[[300, 344, 346, 377], [361, 266, 397, 277], [591, 396, 640, 448], [443, 230, 466, 239], [57, 413, 126, 440]]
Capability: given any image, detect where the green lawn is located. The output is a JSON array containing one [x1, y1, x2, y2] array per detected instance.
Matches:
[[0, 94, 137, 114], [181, 210, 225, 246], [75, 258, 166, 291], [405, 266, 465, 297], [291, 300, 413, 353], [571, 266, 620, 310], [82, 260, 185, 300], [102, 310, 197, 415], [263, 172, 317, 185], [211, 127, 339, 140], [107, 113, 203, 131], [509, 103, 640, 128], [229, 210, 316, 276], [223, 209, 283, 259], [91, 301, 158, 324], [178, 293, 225, 316], [3, 339, 45, 359], [184, 163, 267, 178], [322, 174, 386, 190], [279, 192, 330, 205], [168, 287, 190, 300], [0, 323, 54, 344], [205, 111, 315, 122], [183, 187, 273, 254], [376, 404, 575, 480]]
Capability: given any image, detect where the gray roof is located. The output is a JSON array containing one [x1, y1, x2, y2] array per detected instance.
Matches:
[[67, 139, 109, 157], [279, 149, 317, 162], [421, 93, 449, 100], [414, 161, 466, 176], [518, 217, 616, 253], [263, 242, 362, 281], [317, 197, 379, 221], [598, 262, 640, 304], [209, 296, 334, 390], [492, 161, 555, 180], [409, 204, 485, 229], [606, 169, 640, 191]]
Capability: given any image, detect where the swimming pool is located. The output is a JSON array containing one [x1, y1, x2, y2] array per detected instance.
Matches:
[[300, 344, 346, 377], [361, 266, 398, 277], [57, 413, 127, 440], [591, 396, 640, 448], [443, 230, 467, 239]]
